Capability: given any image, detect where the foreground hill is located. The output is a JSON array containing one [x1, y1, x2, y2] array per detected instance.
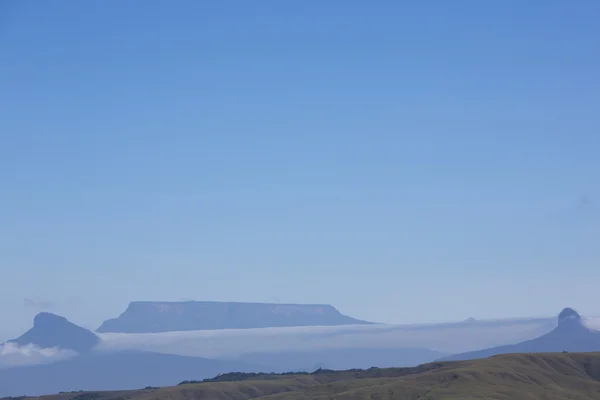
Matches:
[[8, 352, 600, 400], [97, 301, 372, 333]]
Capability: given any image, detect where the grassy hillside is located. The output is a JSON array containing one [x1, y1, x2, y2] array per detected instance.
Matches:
[[8, 353, 600, 400]]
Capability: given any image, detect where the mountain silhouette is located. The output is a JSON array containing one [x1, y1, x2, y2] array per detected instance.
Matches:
[[8, 312, 100, 353], [97, 301, 372, 333], [440, 308, 600, 361]]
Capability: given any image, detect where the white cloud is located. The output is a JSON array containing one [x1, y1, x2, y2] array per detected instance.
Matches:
[[95, 317, 560, 358], [583, 317, 600, 330], [0, 343, 77, 369], [2, 314, 589, 369]]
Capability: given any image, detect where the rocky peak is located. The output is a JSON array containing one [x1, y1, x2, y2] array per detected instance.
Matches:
[[558, 307, 582, 327], [9, 312, 99, 353]]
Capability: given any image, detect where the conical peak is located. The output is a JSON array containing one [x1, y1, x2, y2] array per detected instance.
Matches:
[[558, 308, 582, 326], [33, 312, 69, 327], [11, 312, 100, 353]]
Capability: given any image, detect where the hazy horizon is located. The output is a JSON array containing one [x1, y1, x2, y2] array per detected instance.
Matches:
[[0, 300, 588, 343], [2, 1, 599, 342]]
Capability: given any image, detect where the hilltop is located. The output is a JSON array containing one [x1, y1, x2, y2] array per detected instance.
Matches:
[[8, 352, 600, 400], [97, 301, 372, 333]]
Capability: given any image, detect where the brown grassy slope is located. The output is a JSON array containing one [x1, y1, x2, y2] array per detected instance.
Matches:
[[262, 353, 600, 400], [10, 353, 600, 400]]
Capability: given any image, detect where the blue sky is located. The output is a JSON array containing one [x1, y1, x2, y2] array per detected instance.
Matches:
[[1, 0, 599, 340]]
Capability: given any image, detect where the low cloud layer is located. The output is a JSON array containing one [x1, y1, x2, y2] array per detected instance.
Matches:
[[3, 315, 595, 369], [0, 343, 76, 369], [583, 317, 600, 330], [96, 317, 561, 358]]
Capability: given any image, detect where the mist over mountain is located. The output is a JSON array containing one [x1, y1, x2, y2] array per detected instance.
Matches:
[[440, 308, 600, 361], [97, 301, 372, 333], [0, 309, 446, 396], [96, 314, 556, 358], [0, 313, 263, 396]]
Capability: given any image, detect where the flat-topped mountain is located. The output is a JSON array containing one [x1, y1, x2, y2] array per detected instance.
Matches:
[[8, 312, 99, 353], [97, 301, 372, 333], [441, 307, 600, 361]]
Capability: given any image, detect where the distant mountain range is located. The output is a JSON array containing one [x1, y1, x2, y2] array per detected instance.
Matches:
[[97, 301, 372, 333], [440, 308, 600, 361], [0, 310, 433, 396], [1, 304, 598, 396]]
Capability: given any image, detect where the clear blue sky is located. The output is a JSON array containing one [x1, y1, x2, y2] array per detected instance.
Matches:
[[1, 0, 599, 340]]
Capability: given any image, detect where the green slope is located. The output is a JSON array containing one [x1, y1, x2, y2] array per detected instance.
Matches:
[[7, 353, 600, 400]]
